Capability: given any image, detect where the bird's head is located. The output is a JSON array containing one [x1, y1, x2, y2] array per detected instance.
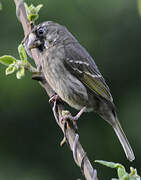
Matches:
[[24, 21, 77, 58], [24, 21, 64, 57]]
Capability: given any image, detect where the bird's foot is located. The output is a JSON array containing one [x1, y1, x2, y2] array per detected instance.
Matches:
[[49, 94, 62, 121], [60, 136, 66, 146], [61, 107, 86, 130], [49, 94, 61, 104]]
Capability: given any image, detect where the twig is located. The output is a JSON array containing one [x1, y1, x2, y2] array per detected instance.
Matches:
[[13, 0, 98, 179]]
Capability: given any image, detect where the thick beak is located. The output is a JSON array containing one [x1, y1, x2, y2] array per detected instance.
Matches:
[[27, 33, 41, 50], [24, 33, 41, 58]]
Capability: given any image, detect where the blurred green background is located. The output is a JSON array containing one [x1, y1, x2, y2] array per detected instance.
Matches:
[[0, 0, 141, 179]]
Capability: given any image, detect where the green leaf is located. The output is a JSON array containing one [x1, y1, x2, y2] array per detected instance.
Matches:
[[29, 4, 43, 14], [95, 160, 127, 179], [118, 168, 129, 179], [24, 3, 30, 15], [129, 167, 141, 180], [29, 14, 38, 22], [0, 55, 17, 66], [35, 4, 43, 13], [95, 160, 141, 180], [16, 66, 25, 79], [24, 2, 43, 22], [5, 64, 16, 75], [95, 160, 124, 169], [18, 44, 27, 63]]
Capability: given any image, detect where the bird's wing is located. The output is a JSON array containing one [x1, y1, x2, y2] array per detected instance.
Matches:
[[64, 42, 113, 102]]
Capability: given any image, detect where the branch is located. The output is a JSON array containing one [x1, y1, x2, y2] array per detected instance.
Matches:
[[14, 0, 98, 179]]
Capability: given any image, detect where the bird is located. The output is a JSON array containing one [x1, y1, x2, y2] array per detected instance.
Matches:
[[24, 21, 135, 161]]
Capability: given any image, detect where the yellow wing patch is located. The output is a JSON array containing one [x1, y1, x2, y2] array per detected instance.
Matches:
[[83, 72, 113, 102]]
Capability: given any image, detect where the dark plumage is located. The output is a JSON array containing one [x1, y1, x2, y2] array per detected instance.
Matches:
[[24, 21, 135, 161]]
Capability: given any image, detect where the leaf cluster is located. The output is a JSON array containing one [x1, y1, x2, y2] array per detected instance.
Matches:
[[95, 160, 141, 180]]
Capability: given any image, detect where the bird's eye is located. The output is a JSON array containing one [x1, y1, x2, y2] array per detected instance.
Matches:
[[37, 27, 45, 37]]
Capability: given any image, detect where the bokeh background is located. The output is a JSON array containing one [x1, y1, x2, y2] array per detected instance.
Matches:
[[0, 0, 141, 179]]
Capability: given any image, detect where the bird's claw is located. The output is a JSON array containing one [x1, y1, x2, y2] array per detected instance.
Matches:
[[49, 94, 60, 104], [61, 112, 78, 130], [60, 137, 66, 146], [61, 107, 86, 130]]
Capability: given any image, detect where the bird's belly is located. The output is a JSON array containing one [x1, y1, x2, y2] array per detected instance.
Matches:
[[56, 73, 89, 110], [42, 57, 90, 110]]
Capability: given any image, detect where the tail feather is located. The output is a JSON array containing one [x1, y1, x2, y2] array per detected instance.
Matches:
[[113, 118, 135, 162]]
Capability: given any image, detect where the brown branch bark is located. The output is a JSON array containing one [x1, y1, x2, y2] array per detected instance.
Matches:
[[14, 0, 98, 179]]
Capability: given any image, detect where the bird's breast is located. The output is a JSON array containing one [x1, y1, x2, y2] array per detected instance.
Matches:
[[41, 46, 89, 110]]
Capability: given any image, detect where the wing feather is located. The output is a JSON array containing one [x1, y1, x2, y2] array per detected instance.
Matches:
[[64, 42, 113, 102]]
